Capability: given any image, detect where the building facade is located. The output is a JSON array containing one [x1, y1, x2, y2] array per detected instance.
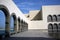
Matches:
[[0, 0, 60, 38]]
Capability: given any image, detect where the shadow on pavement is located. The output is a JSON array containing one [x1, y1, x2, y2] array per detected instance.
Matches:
[[0, 37, 57, 40]]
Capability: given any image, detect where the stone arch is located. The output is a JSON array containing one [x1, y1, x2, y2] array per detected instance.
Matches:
[[48, 23, 53, 33], [53, 15, 57, 22], [57, 15, 60, 22], [18, 17, 20, 32], [0, 5, 10, 37], [53, 23, 58, 33], [11, 13, 17, 33], [47, 15, 52, 22]]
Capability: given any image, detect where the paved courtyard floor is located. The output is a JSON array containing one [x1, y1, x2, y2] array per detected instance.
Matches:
[[2, 30, 57, 40], [11, 30, 53, 38]]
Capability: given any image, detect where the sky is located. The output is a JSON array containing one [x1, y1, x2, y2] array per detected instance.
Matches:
[[13, 0, 60, 14], [0, 10, 5, 28], [0, 0, 60, 30]]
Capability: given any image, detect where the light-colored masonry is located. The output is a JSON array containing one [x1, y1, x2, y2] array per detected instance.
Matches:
[[0, 0, 60, 38], [25, 5, 60, 30]]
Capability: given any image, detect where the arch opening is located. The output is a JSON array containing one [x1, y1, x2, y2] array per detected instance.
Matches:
[[48, 23, 53, 36], [53, 23, 58, 33], [58, 23, 60, 32], [23, 21, 26, 31], [10, 17, 14, 33], [48, 23, 53, 33], [10, 13, 17, 33], [47, 15, 52, 22], [0, 10, 5, 35], [20, 20, 23, 32], [26, 23, 28, 31], [53, 15, 57, 22], [18, 17, 20, 32], [57, 15, 60, 22]]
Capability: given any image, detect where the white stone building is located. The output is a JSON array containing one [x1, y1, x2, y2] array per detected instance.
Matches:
[[0, 0, 60, 38]]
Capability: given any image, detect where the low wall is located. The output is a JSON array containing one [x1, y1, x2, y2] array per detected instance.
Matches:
[[28, 20, 48, 29]]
